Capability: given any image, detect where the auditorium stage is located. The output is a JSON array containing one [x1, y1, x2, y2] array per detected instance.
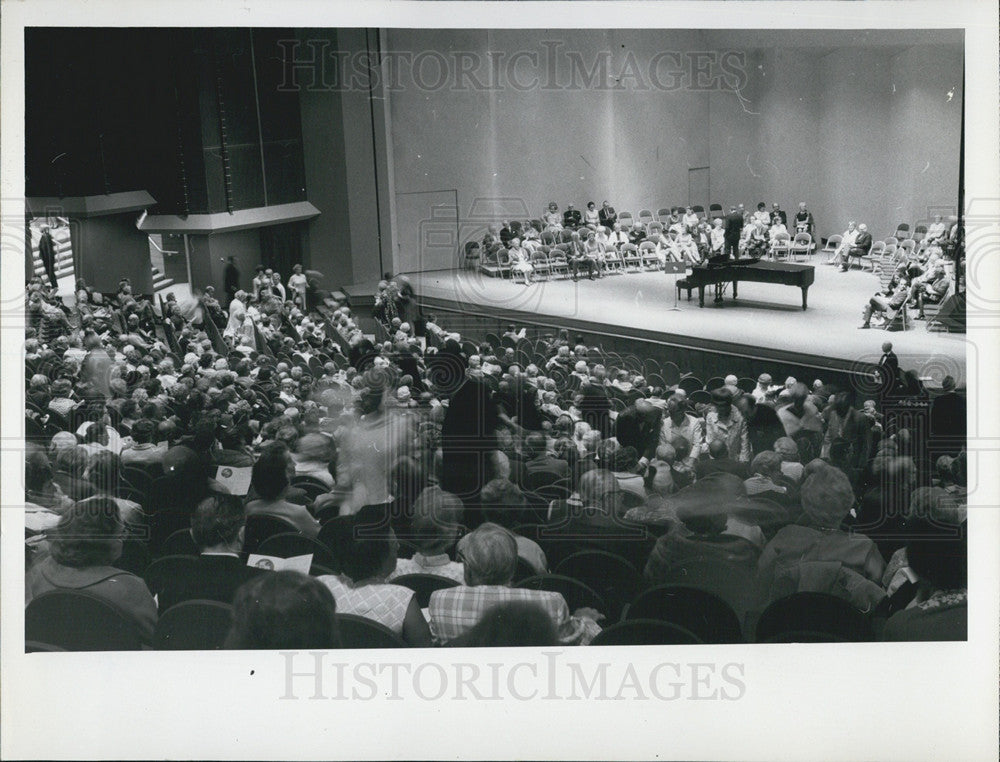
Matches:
[[343, 263, 966, 384]]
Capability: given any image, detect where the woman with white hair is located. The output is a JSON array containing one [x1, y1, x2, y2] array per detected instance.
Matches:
[[506, 238, 534, 285]]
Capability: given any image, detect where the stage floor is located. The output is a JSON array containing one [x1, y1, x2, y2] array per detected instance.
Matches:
[[352, 262, 967, 383]]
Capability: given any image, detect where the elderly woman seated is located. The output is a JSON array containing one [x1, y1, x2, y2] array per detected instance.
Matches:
[[428, 523, 602, 645], [319, 507, 432, 647], [25, 497, 158, 647], [388, 487, 466, 583], [226, 571, 341, 650], [755, 465, 886, 613]]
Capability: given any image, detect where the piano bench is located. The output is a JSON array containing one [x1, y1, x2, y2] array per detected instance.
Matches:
[[676, 278, 694, 300]]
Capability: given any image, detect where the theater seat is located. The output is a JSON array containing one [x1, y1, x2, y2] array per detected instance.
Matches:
[[590, 619, 702, 646]]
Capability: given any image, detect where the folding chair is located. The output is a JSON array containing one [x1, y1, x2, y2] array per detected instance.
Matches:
[[821, 234, 842, 262], [590, 619, 702, 645], [769, 231, 791, 260], [638, 241, 660, 270], [620, 243, 642, 271], [637, 209, 654, 226], [656, 207, 672, 224], [893, 223, 910, 240], [547, 247, 570, 279], [788, 232, 812, 261], [529, 250, 552, 280]]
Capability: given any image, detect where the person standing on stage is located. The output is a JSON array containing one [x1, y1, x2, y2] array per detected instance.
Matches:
[[224, 256, 240, 308], [38, 225, 59, 290], [724, 206, 743, 259]]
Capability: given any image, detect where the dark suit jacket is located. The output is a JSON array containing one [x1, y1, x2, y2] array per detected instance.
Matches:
[[38, 231, 56, 266], [724, 212, 744, 238], [563, 209, 582, 227], [598, 207, 617, 228], [772, 210, 787, 226], [157, 553, 265, 613], [852, 231, 873, 253]]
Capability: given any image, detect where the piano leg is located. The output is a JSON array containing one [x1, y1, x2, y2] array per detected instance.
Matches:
[[732, 281, 738, 300], [801, 286, 809, 310], [698, 285, 706, 308]]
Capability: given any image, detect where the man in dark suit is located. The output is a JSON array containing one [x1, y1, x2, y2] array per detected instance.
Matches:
[[723, 206, 743, 259], [771, 203, 787, 226], [878, 341, 900, 392], [38, 226, 58, 289], [156, 493, 264, 613], [499, 221, 514, 247], [563, 204, 582, 229], [598, 200, 617, 230], [695, 439, 749, 480]]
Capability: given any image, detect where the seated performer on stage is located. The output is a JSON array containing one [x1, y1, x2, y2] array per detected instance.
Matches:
[[768, 215, 789, 242], [694, 221, 713, 261], [709, 218, 727, 258], [682, 206, 700, 230], [567, 231, 599, 281], [909, 262, 952, 319], [542, 202, 563, 231], [920, 214, 948, 252], [607, 222, 630, 249], [584, 202, 601, 229], [598, 200, 617, 230], [859, 275, 911, 329], [829, 221, 858, 264], [563, 204, 583, 229], [507, 238, 535, 285], [793, 202, 815, 236], [752, 202, 771, 228], [741, 222, 768, 258], [583, 229, 608, 271], [839, 223, 872, 272], [674, 226, 701, 265], [650, 228, 674, 265]]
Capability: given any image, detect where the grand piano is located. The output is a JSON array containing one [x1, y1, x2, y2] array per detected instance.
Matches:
[[682, 259, 816, 309]]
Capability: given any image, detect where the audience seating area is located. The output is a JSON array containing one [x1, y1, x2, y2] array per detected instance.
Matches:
[[23, 259, 968, 649]]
